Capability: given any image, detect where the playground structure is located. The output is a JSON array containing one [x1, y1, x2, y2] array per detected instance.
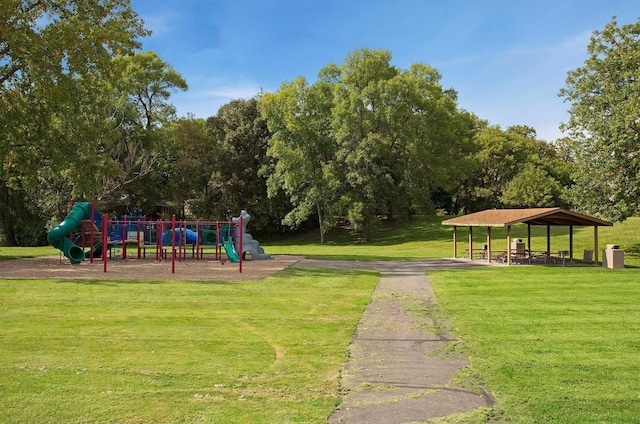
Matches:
[[46, 201, 273, 274]]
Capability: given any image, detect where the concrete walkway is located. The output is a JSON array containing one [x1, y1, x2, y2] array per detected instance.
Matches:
[[291, 258, 494, 424]]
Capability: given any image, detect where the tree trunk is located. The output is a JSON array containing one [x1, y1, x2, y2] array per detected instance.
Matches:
[[364, 214, 374, 243], [0, 184, 18, 246], [3, 225, 18, 246], [317, 203, 325, 244]]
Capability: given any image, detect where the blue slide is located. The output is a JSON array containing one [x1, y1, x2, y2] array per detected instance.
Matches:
[[162, 228, 199, 245]]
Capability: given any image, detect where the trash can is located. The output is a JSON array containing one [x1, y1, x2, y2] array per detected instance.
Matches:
[[602, 244, 624, 269], [583, 250, 593, 263]]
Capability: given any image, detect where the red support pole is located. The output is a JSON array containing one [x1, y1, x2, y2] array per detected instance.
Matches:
[[122, 215, 128, 260], [103, 214, 108, 273], [184, 220, 188, 261], [181, 220, 186, 262], [89, 199, 95, 263], [176, 220, 181, 262], [184, 221, 188, 260], [156, 220, 162, 261], [178, 220, 182, 262], [215, 222, 220, 260], [196, 220, 200, 260], [171, 214, 176, 274], [137, 219, 142, 259]]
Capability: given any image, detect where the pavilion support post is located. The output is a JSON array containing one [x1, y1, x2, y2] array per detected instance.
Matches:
[[487, 227, 492, 263], [453, 226, 458, 258], [527, 224, 531, 253], [546, 225, 551, 254], [594, 226, 599, 266], [469, 226, 473, 260], [507, 225, 512, 266], [569, 225, 574, 261]]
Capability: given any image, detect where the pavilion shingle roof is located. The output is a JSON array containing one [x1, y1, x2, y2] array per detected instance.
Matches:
[[441, 208, 612, 227]]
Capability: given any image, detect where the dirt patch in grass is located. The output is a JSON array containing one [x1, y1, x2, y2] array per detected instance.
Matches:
[[0, 255, 303, 282]]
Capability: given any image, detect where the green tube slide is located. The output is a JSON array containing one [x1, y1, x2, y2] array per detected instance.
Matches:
[[47, 202, 92, 265]]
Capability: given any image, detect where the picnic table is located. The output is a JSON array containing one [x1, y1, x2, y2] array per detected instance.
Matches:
[[462, 249, 571, 265], [462, 248, 489, 260]]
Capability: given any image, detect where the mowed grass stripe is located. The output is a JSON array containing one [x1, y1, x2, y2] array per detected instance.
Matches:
[[0, 268, 378, 423], [430, 267, 640, 423]]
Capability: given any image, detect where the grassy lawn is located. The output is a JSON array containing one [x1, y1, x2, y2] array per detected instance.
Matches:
[[2, 215, 640, 422], [263, 215, 455, 260], [0, 245, 58, 260], [429, 267, 640, 423], [0, 269, 378, 423]]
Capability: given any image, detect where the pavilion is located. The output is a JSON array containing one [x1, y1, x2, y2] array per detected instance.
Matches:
[[441, 208, 613, 265]]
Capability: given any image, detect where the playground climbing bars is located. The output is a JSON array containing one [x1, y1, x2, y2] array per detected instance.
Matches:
[[49, 200, 249, 275], [93, 214, 242, 274]]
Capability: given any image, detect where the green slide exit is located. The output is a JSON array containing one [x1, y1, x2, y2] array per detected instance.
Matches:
[[222, 239, 240, 263], [47, 202, 92, 265]]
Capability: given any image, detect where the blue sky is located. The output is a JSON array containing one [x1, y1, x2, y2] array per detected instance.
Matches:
[[130, 0, 638, 141]]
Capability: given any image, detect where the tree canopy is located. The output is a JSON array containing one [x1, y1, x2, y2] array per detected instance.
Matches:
[[262, 48, 478, 242], [446, 125, 567, 214], [204, 98, 281, 231], [2, 3, 608, 246], [0, 0, 151, 244], [560, 16, 640, 221], [261, 76, 338, 243]]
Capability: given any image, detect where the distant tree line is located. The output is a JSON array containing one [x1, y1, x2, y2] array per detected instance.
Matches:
[[1, 2, 638, 245]]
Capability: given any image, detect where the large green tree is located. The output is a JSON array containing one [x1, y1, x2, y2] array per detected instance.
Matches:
[[329, 49, 476, 241], [0, 0, 148, 244], [500, 164, 563, 208], [559, 17, 640, 221], [452, 125, 567, 213], [112, 51, 188, 130], [150, 117, 214, 219], [204, 98, 282, 232], [261, 76, 339, 243], [262, 48, 477, 242], [98, 51, 187, 208]]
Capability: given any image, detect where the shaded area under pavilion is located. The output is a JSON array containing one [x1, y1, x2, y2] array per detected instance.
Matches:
[[442, 208, 613, 265]]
